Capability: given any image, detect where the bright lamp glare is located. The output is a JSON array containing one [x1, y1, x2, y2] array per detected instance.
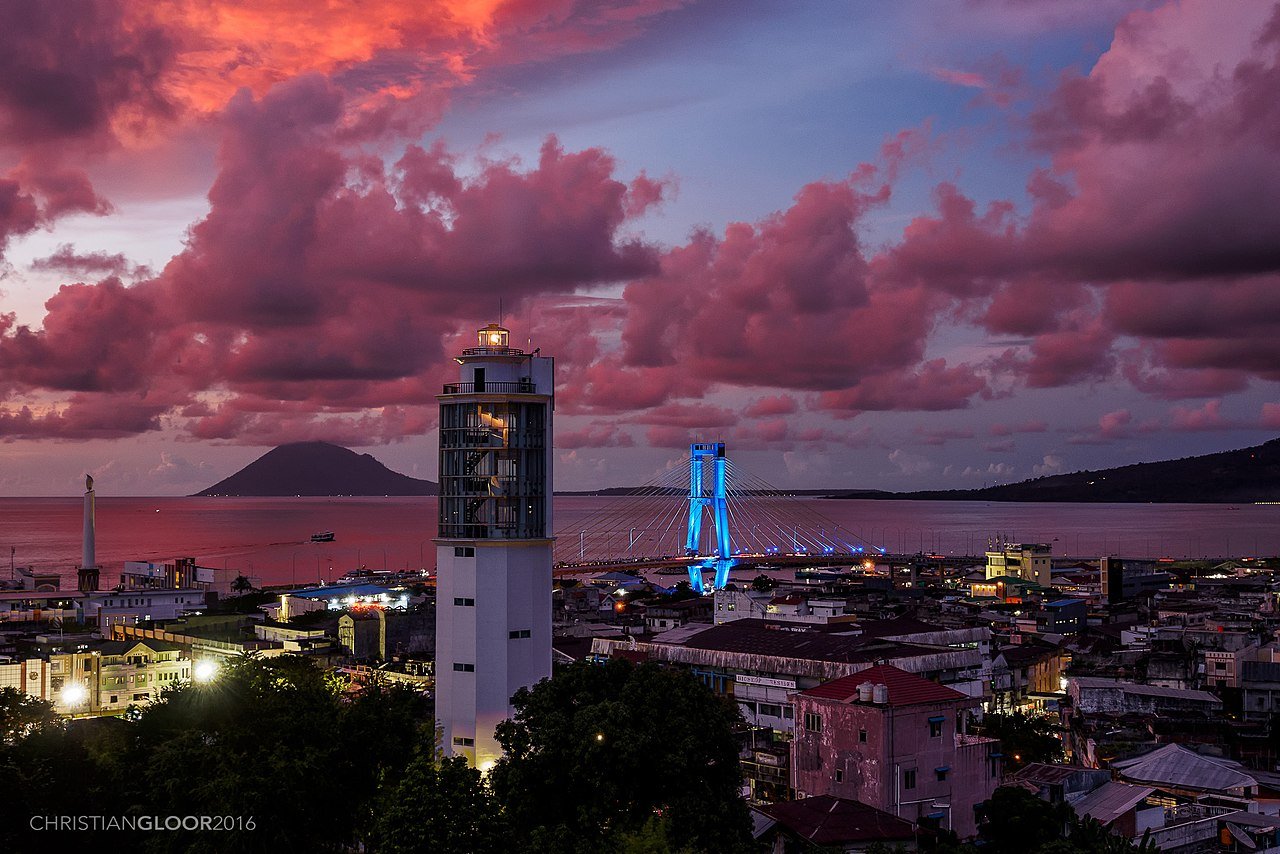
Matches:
[[60, 683, 88, 706], [193, 660, 220, 683]]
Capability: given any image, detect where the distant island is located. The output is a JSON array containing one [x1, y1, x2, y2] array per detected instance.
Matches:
[[194, 442, 438, 497], [198, 436, 1280, 503], [828, 436, 1280, 504]]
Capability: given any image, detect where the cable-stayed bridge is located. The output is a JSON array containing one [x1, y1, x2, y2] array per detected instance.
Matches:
[[553, 442, 887, 592]]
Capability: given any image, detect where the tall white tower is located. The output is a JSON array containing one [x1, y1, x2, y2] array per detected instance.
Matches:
[[435, 323, 554, 769], [79, 474, 100, 592]]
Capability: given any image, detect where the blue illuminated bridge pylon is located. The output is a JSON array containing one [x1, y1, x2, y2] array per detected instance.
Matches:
[[685, 442, 732, 592], [553, 441, 888, 593]]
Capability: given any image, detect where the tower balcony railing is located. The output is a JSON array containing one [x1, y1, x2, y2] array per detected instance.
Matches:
[[441, 380, 538, 395], [460, 345, 526, 357]]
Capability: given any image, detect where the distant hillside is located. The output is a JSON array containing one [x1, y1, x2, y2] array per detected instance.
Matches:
[[195, 442, 437, 497], [829, 437, 1280, 503]]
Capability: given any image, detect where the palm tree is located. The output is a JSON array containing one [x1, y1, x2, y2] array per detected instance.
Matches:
[[231, 574, 253, 594]]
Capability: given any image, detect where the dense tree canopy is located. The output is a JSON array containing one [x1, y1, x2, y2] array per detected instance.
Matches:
[[0, 656, 431, 853], [0, 655, 757, 853], [490, 659, 753, 854], [977, 712, 1063, 769], [371, 747, 507, 854]]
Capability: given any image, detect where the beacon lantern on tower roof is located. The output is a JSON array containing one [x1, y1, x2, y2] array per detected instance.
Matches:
[[435, 322, 554, 771]]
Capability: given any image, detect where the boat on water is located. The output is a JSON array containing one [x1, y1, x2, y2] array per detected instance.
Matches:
[[311, 531, 335, 543]]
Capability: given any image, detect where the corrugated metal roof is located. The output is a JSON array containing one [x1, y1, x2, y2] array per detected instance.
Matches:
[[1072, 677, 1221, 704], [799, 664, 967, 706], [1071, 782, 1155, 825], [1012, 763, 1086, 786], [289, 583, 388, 599], [1111, 744, 1256, 793]]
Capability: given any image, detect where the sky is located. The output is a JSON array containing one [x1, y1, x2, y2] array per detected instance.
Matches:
[[1, 0, 1279, 495]]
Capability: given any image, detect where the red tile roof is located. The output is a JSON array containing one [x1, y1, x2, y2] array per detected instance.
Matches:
[[798, 664, 967, 706]]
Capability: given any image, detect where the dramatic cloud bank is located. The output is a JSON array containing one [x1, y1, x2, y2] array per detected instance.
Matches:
[[0, 0, 1278, 491]]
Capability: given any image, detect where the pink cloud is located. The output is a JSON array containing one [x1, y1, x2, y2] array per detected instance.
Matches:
[[743, 395, 798, 418], [1170, 399, 1236, 432]]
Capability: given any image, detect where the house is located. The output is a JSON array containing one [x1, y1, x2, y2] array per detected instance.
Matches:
[[791, 664, 1000, 838]]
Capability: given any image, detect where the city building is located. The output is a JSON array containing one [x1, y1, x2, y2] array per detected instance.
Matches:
[[791, 664, 1001, 838], [339, 609, 386, 660], [121, 558, 251, 597], [591, 617, 989, 735], [82, 589, 207, 630], [1037, 598, 1087, 634], [0, 638, 193, 717], [434, 323, 554, 770], [985, 543, 1052, 587], [1067, 677, 1223, 716]]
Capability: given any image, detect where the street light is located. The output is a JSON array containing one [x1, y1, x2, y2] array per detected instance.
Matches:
[[193, 660, 220, 683], [60, 682, 88, 708]]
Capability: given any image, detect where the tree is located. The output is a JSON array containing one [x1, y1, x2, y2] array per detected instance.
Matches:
[[978, 712, 1063, 769], [664, 580, 701, 602], [978, 786, 1070, 854], [231, 574, 254, 593], [972, 787, 1159, 854], [126, 656, 426, 853], [751, 574, 777, 593], [0, 687, 61, 745], [489, 660, 753, 854], [370, 749, 506, 854]]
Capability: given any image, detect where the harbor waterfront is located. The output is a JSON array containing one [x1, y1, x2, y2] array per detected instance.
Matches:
[[1, 495, 1277, 587]]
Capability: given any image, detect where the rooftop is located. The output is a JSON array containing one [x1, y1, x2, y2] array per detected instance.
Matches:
[[675, 620, 939, 666], [1072, 677, 1222, 704], [763, 796, 916, 845], [1071, 781, 1156, 825], [287, 583, 391, 600], [1012, 763, 1094, 786], [1111, 744, 1257, 793], [798, 664, 967, 706], [97, 639, 182, 655]]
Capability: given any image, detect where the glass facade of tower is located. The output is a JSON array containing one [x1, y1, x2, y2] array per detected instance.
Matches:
[[438, 399, 547, 539]]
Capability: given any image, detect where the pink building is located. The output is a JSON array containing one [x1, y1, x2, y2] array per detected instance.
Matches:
[[792, 664, 1001, 839]]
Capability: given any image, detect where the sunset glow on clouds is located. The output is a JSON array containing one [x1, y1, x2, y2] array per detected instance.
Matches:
[[1, 0, 1279, 494]]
